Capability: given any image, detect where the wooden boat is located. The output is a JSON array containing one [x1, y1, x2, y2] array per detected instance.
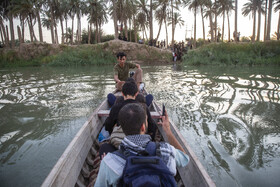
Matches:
[[41, 90, 215, 187]]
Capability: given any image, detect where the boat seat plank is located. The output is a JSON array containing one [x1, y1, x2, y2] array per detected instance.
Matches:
[[98, 110, 161, 119]]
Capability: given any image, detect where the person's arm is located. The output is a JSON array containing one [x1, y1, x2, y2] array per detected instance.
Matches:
[[158, 110, 186, 154], [135, 63, 141, 69], [104, 106, 119, 134], [114, 74, 121, 83]]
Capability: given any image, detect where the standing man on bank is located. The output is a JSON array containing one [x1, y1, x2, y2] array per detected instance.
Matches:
[[114, 52, 143, 90]]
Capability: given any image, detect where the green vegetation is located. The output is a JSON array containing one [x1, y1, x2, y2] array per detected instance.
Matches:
[[183, 41, 280, 66], [0, 44, 115, 68], [48, 45, 115, 66]]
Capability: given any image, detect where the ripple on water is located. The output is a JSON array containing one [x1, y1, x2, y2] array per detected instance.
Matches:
[[217, 114, 252, 160]]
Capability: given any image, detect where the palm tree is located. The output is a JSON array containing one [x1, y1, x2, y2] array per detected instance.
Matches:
[[169, 12, 184, 40], [266, 0, 274, 40], [235, 0, 238, 42], [204, 0, 215, 41], [264, 0, 268, 40], [256, 0, 265, 41], [198, 0, 207, 42], [137, 11, 148, 40], [187, 0, 199, 47], [112, 0, 118, 39], [171, 0, 182, 46], [0, 0, 9, 46], [34, 0, 44, 42], [217, 0, 234, 42], [242, 0, 258, 42], [5, 0, 16, 48], [275, 0, 280, 40]]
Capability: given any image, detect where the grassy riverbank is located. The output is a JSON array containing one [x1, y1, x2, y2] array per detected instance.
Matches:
[[183, 41, 280, 66], [0, 40, 171, 68]]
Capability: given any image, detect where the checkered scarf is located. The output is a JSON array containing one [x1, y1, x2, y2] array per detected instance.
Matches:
[[120, 134, 175, 166]]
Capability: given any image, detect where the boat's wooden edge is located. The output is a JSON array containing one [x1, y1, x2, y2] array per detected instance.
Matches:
[[41, 99, 108, 187], [153, 101, 216, 187]]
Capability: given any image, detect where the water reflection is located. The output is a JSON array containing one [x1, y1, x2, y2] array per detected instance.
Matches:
[[144, 65, 280, 186], [0, 66, 115, 186], [0, 65, 280, 187]]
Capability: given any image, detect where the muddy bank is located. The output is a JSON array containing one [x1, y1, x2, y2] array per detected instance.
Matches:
[[0, 40, 172, 65]]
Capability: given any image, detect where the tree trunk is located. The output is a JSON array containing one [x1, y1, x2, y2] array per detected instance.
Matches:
[[112, 0, 118, 39], [0, 26, 4, 45], [133, 15, 137, 43], [209, 15, 213, 41], [214, 0, 217, 42], [9, 15, 15, 48], [54, 20, 59, 44], [194, 9, 197, 48], [95, 21, 98, 43], [77, 14, 80, 43], [264, 0, 268, 41], [171, 0, 174, 46], [222, 10, 225, 42], [149, 0, 153, 40], [235, 0, 238, 42], [71, 15, 74, 44], [37, 10, 43, 42], [256, 7, 261, 41], [0, 20, 8, 46], [49, 0, 55, 44], [227, 11, 231, 41], [156, 18, 163, 42], [27, 16, 34, 42], [60, 16, 64, 44], [20, 15, 25, 42], [65, 16, 68, 43], [277, 11, 280, 40], [201, 6, 205, 42], [88, 23, 92, 44], [6, 26, 10, 45], [252, 8, 256, 42], [125, 20, 128, 39], [98, 22, 101, 43], [164, 17, 168, 48], [266, 0, 272, 40], [17, 26, 21, 46]]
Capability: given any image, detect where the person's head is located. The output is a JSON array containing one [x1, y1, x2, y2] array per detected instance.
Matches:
[[135, 93, 146, 104], [118, 103, 147, 135], [122, 79, 138, 97], [117, 52, 126, 65]]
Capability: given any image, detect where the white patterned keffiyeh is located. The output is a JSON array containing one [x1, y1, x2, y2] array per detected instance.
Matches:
[[119, 134, 176, 174]]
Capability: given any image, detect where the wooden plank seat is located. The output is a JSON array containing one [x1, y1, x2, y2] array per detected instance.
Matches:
[[97, 110, 161, 119]]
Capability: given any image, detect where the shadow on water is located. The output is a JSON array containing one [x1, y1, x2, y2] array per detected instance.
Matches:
[[144, 64, 280, 187]]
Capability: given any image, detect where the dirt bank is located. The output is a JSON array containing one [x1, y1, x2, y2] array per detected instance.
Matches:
[[1, 40, 172, 63]]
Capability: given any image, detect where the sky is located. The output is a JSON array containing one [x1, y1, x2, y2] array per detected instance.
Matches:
[[6, 1, 279, 44]]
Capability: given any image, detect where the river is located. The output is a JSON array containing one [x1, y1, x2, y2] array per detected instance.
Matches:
[[0, 65, 279, 187]]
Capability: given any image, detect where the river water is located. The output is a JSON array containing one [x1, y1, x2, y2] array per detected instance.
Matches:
[[0, 65, 279, 187]]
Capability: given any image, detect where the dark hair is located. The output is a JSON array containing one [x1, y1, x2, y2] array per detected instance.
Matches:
[[118, 103, 146, 135], [136, 93, 146, 103], [122, 80, 138, 96], [115, 96, 124, 104], [116, 52, 126, 59]]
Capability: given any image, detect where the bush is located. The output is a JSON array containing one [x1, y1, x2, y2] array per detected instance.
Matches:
[[182, 41, 280, 66]]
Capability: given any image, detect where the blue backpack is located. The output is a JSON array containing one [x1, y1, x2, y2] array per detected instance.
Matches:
[[113, 142, 177, 187]]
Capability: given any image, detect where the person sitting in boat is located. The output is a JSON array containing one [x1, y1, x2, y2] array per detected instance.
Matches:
[[114, 52, 143, 91], [104, 79, 156, 139], [94, 103, 189, 187]]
